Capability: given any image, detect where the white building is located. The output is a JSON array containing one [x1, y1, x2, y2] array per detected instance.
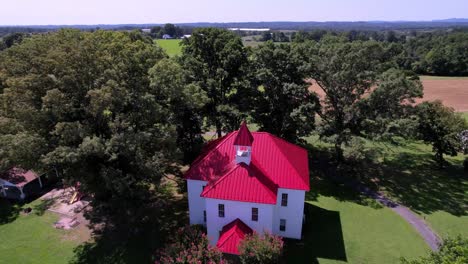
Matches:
[[185, 122, 309, 255]]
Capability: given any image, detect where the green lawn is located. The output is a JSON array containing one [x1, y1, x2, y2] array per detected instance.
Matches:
[[462, 112, 468, 122], [155, 39, 182, 57], [286, 195, 429, 263], [0, 199, 82, 264], [305, 135, 468, 239]]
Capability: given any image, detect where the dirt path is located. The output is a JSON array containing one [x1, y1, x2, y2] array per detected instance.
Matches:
[[332, 176, 441, 251]]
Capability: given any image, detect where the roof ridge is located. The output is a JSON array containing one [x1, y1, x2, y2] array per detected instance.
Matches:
[[185, 132, 236, 176], [200, 162, 240, 196], [268, 134, 309, 189]]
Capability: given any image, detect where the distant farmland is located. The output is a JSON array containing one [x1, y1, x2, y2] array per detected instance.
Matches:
[[417, 76, 468, 112], [155, 39, 182, 57], [309, 76, 468, 113]]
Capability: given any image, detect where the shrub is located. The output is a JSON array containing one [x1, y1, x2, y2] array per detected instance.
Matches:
[[238, 232, 284, 264], [401, 236, 468, 264], [155, 225, 226, 264]]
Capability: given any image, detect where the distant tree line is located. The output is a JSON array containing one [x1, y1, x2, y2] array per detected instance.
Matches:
[[292, 29, 468, 76], [149, 23, 189, 39]]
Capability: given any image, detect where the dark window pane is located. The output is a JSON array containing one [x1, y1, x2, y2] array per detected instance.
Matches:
[[280, 219, 286, 231], [252, 207, 258, 221], [281, 193, 288, 206], [218, 204, 225, 217]]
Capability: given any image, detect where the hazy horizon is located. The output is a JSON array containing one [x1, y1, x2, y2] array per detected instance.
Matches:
[[1, 0, 468, 26]]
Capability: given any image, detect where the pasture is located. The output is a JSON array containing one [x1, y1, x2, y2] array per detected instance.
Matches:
[[155, 39, 182, 57]]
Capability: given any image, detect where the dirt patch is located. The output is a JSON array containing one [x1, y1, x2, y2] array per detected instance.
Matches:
[[417, 79, 468, 112], [308, 78, 468, 112]]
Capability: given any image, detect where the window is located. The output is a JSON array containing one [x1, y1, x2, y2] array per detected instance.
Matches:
[[251, 208, 258, 221], [218, 204, 225, 217], [203, 210, 206, 222], [280, 219, 286, 231], [281, 193, 288, 207]]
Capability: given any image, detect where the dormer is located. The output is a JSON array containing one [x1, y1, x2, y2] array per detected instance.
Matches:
[[233, 121, 254, 165]]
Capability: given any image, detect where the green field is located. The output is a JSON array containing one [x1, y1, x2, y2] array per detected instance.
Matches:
[[462, 112, 468, 122], [305, 134, 468, 239], [155, 39, 182, 57], [0, 199, 82, 264], [287, 195, 429, 263]]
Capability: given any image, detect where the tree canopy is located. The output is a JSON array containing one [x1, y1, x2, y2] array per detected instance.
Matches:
[[250, 41, 319, 142], [416, 101, 467, 166], [0, 29, 180, 221], [180, 28, 249, 137]]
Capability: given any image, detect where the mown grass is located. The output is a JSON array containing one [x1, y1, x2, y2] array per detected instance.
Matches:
[[461, 112, 468, 122], [155, 39, 182, 57], [304, 134, 468, 239], [0, 199, 82, 264], [286, 195, 429, 263]]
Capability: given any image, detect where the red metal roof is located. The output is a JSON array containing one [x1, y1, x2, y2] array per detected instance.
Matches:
[[217, 218, 253, 255], [233, 121, 254, 146], [201, 162, 278, 204], [0, 167, 39, 187], [185, 130, 310, 193]]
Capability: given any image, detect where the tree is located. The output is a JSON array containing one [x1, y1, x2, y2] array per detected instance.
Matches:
[[0, 29, 179, 226], [238, 232, 284, 264], [301, 39, 423, 160], [302, 40, 383, 160], [401, 236, 468, 264], [180, 28, 249, 137], [0, 33, 27, 50], [357, 69, 423, 140], [148, 58, 208, 163], [155, 225, 226, 264], [250, 41, 319, 142], [416, 101, 467, 166]]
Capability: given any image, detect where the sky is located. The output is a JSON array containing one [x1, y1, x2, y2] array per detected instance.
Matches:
[[1, 0, 467, 25]]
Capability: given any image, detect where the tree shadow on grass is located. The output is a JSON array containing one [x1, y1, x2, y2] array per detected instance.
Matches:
[[284, 203, 347, 264], [0, 199, 22, 224], [372, 152, 467, 216], [69, 192, 188, 264], [33, 198, 57, 216], [303, 140, 467, 217], [304, 143, 384, 209]]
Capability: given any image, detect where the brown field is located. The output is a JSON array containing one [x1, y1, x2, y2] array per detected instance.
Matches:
[[418, 77, 468, 112], [308, 77, 468, 112]]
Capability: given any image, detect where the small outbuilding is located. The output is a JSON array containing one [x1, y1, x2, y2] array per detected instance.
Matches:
[[0, 167, 44, 199]]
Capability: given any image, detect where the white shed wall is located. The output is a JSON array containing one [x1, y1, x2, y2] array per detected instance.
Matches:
[[187, 179, 207, 225], [205, 198, 274, 245], [273, 188, 306, 239]]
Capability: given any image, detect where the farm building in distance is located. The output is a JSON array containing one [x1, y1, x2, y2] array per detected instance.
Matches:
[[185, 122, 309, 254]]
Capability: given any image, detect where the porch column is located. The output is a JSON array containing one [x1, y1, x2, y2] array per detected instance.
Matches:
[[19, 186, 25, 199], [37, 174, 43, 188], [0, 184, 6, 197]]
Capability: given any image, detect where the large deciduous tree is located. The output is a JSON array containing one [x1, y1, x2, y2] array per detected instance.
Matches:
[[0, 29, 180, 223], [148, 58, 208, 163], [416, 101, 467, 166], [301, 39, 423, 160], [180, 28, 249, 137], [250, 41, 319, 142]]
